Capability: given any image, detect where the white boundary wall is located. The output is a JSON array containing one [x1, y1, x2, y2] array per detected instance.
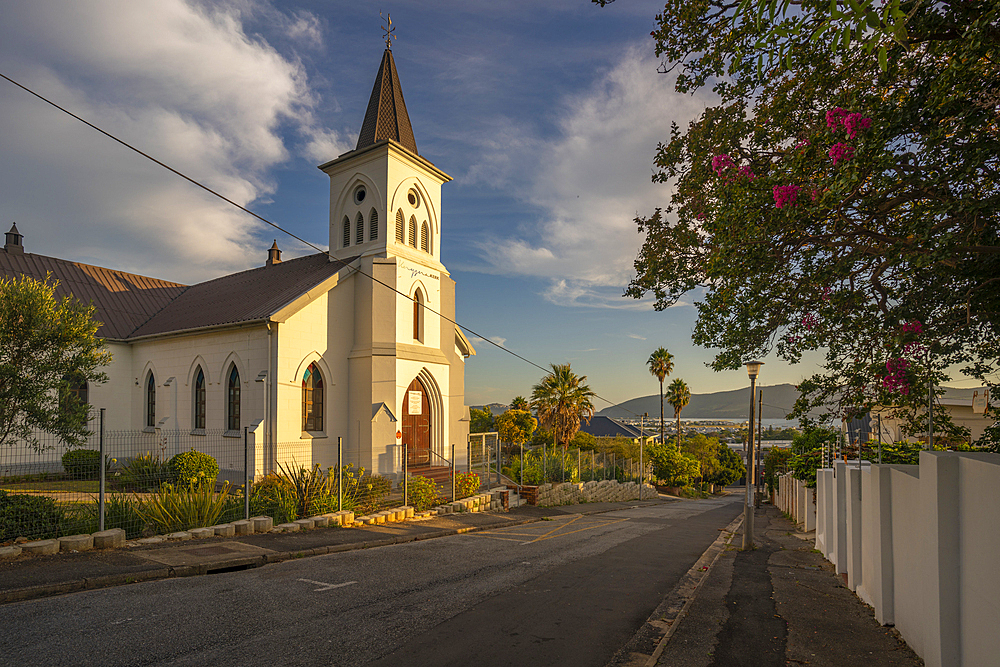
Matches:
[[807, 451, 1000, 667]]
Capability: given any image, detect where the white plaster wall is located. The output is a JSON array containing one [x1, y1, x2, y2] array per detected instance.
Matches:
[[888, 466, 923, 658], [86, 341, 133, 431], [957, 454, 1000, 666], [395, 262, 442, 349]]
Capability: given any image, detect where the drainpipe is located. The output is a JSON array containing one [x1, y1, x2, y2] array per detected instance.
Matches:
[[267, 322, 277, 474], [163, 377, 177, 456]]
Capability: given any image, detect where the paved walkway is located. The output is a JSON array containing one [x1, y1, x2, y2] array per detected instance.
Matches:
[[655, 504, 923, 666]]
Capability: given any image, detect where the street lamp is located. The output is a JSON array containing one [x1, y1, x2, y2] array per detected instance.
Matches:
[[743, 360, 764, 550]]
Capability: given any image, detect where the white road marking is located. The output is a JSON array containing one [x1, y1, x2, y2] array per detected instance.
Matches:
[[298, 578, 358, 592]]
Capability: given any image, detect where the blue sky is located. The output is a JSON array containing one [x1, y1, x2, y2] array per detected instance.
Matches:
[[0, 0, 830, 410]]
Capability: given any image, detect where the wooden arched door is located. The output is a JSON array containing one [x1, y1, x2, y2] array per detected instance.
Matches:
[[403, 377, 430, 466]]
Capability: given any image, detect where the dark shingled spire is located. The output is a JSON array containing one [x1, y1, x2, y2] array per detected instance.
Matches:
[[356, 48, 418, 155]]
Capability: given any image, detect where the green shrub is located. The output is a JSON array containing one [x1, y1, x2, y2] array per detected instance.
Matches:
[[137, 480, 231, 533], [88, 492, 146, 539], [118, 452, 172, 491], [248, 475, 298, 525], [62, 449, 102, 480], [353, 473, 392, 514], [168, 449, 219, 487], [455, 472, 480, 499], [0, 490, 66, 541], [406, 475, 440, 511], [275, 462, 338, 519]]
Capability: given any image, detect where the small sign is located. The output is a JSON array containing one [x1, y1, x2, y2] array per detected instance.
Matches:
[[972, 389, 989, 414], [408, 391, 422, 415], [396, 430, 402, 440]]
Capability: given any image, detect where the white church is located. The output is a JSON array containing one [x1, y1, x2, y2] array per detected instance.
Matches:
[[0, 46, 476, 479]]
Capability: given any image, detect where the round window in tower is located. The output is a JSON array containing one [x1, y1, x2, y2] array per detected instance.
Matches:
[[353, 186, 367, 205], [407, 189, 420, 207]]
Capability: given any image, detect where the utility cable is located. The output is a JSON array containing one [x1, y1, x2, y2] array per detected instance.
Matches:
[[0, 70, 645, 415]]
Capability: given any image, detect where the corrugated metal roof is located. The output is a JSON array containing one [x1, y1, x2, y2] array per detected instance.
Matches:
[[356, 48, 418, 154], [0, 251, 187, 340], [128, 252, 357, 338]]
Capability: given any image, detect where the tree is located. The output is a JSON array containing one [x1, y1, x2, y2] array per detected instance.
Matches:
[[680, 433, 719, 484], [619, 0, 1000, 435], [470, 407, 494, 434], [647, 440, 701, 487], [495, 409, 537, 449], [666, 378, 691, 450], [646, 348, 674, 445], [510, 396, 530, 411], [0, 274, 111, 451], [712, 442, 746, 488], [530, 363, 596, 451]]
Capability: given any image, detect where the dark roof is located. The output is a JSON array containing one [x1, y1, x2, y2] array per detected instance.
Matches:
[[579, 416, 659, 439], [356, 48, 418, 154], [129, 252, 356, 338], [0, 248, 359, 340], [0, 251, 186, 340]]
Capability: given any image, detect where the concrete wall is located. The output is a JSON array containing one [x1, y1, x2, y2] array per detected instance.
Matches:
[[813, 451, 1000, 667]]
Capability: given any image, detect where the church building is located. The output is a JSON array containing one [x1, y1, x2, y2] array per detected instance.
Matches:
[[0, 46, 475, 480]]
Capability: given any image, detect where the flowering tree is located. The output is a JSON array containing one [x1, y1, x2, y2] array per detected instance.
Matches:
[[616, 0, 1000, 441]]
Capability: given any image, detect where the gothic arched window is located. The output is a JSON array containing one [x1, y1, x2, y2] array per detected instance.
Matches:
[[408, 215, 417, 247], [146, 372, 156, 428], [356, 212, 364, 245], [302, 363, 324, 432], [193, 367, 206, 430], [413, 288, 424, 342], [227, 365, 241, 431], [342, 216, 351, 248], [420, 221, 429, 252], [60, 373, 88, 418], [370, 208, 379, 241], [395, 209, 405, 242]]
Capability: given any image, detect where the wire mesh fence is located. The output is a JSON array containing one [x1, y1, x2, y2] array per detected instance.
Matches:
[[498, 443, 650, 487]]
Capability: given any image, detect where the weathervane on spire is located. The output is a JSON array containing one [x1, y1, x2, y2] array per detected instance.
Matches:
[[381, 11, 395, 50]]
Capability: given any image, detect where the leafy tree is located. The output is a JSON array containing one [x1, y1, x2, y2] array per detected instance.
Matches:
[[647, 440, 701, 487], [791, 425, 837, 455], [495, 409, 537, 449], [681, 433, 720, 484], [470, 406, 494, 434], [510, 396, 530, 411], [712, 441, 746, 488], [618, 0, 1000, 438], [646, 347, 674, 444], [530, 363, 596, 451], [0, 274, 111, 451], [763, 446, 795, 493], [569, 430, 598, 450], [666, 378, 691, 450]]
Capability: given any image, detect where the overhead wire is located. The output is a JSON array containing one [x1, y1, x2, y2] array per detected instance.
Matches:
[[0, 70, 649, 416]]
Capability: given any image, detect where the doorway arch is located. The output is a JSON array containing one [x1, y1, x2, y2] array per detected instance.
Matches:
[[403, 376, 431, 466]]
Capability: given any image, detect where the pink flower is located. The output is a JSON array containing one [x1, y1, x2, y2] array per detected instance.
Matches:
[[882, 358, 911, 395], [826, 108, 848, 130], [821, 286, 831, 301], [712, 154, 736, 175], [811, 188, 820, 202], [843, 113, 872, 140], [901, 320, 923, 335], [802, 313, 818, 330], [737, 165, 756, 180], [829, 142, 855, 166], [773, 185, 801, 209], [795, 139, 811, 150]]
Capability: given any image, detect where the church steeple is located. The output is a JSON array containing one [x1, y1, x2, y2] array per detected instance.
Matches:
[[356, 48, 418, 155]]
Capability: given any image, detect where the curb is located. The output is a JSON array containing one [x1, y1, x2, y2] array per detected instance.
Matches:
[[0, 514, 545, 606]]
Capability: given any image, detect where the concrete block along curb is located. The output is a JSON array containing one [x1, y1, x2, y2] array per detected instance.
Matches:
[[21, 539, 59, 555], [93, 529, 125, 549], [0, 545, 23, 560], [58, 534, 94, 552]]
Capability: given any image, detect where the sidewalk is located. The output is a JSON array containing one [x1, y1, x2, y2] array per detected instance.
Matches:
[[654, 504, 923, 666], [0, 498, 667, 605]]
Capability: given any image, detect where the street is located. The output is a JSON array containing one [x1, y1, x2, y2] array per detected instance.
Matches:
[[1, 495, 742, 666]]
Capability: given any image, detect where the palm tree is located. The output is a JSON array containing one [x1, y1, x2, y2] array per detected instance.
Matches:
[[646, 348, 674, 445], [530, 363, 596, 451], [666, 378, 691, 450], [510, 396, 530, 411]]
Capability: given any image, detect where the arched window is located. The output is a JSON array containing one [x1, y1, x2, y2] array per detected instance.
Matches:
[[146, 372, 156, 428], [408, 215, 417, 247], [302, 363, 324, 432], [395, 209, 405, 242], [342, 216, 351, 248], [413, 288, 423, 342], [356, 212, 364, 245], [193, 367, 206, 430], [370, 208, 379, 241], [227, 365, 240, 431], [60, 373, 88, 418], [420, 221, 429, 252]]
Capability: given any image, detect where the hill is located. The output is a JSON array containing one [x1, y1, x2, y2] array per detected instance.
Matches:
[[597, 383, 817, 420]]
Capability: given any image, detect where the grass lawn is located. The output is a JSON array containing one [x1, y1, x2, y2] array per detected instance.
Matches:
[[0, 479, 99, 493]]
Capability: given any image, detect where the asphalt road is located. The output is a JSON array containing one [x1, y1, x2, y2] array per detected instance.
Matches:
[[0, 495, 742, 666]]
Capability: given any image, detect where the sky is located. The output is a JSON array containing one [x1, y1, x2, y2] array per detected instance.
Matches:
[[0, 0, 833, 412]]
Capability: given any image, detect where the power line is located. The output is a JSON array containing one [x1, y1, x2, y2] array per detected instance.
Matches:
[[0, 70, 643, 415]]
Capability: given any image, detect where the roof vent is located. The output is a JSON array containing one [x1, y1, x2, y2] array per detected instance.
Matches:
[[266, 240, 281, 266], [4, 223, 23, 254]]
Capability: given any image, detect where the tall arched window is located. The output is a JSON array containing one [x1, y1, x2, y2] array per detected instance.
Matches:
[[302, 363, 324, 432], [60, 373, 88, 418], [420, 221, 429, 252], [369, 208, 379, 241], [342, 216, 351, 248], [413, 288, 423, 342], [193, 367, 206, 429], [146, 372, 156, 428], [356, 212, 364, 245], [408, 215, 417, 247], [395, 209, 405, 242], [227, 365, 241, 431]]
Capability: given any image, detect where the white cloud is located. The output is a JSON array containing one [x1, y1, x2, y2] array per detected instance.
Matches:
[[627, 333, 647, 340], [470, 46, 713, 308], [0, 0, 333, 282], [471, 335, 508, 348]]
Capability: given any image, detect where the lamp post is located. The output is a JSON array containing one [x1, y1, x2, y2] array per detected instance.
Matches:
[[743, 360, 764, 550]]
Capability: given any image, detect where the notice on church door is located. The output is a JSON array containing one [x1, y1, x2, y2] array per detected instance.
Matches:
[[408, 391, 422, 415]]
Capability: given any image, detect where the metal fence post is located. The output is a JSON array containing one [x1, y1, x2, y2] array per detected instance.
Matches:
[[338, 436, 343, 512], [403, 442, 408, 507], [99, 408, 106, 532], [495, 436, 500, 487], [451, 444, 456, 502], [467, 441, 471, 475], [243, 426, 250, 521]]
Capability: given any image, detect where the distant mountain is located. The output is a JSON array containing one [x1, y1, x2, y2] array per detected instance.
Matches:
[[597, 383, 820, 420], [471, 403, 509, 416]]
